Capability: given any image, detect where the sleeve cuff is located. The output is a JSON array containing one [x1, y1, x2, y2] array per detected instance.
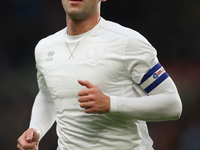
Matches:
[[109, 96, 117, 113]]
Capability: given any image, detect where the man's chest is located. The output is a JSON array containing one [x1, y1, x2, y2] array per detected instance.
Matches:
[[37, 39, 130, 100]]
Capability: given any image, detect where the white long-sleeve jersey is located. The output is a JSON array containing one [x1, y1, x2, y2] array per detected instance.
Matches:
[[29, 18, 182, 150]]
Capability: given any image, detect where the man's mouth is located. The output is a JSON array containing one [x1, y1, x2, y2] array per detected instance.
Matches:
[[70, 0, 83, 1], [70, 0, 83, 4]]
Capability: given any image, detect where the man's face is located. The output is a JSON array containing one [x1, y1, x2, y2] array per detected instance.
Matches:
[[62, 0, 102, 21]]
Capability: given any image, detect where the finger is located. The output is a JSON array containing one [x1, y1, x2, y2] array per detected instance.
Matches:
[[78, 96, 88, 102], [18, 140, 36, 149], [18, 132, 34, 148], [80, 101, 94, 108], [17, 144, 37, 150], [78, 80, 96, 89], [78, 88, 95, 97], [78, 89, 89, 96], [18, 141, 37, 149], [26, 128, 34, 142], [26, 144, 38, 150], [84, 107, 96, 113], [78, 90, 96, 103], [32, 130, 40, 143], [26, 128, 40, 143], [17, 143, 25, 150]]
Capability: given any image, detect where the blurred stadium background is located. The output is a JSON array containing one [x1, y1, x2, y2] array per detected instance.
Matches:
[[1, 0, 200, 149]]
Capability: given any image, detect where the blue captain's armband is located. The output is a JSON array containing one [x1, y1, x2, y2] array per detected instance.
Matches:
[[139, 63, 169, 93]]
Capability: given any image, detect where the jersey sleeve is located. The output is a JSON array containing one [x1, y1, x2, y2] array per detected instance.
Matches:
[[124, 34, 159, 85], [29, 42, 56, 140], [29, 90, 56, 141], [109, 33, 182, 121]]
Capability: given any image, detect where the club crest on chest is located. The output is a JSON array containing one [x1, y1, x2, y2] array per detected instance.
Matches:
[[83, 44, 106, 65]]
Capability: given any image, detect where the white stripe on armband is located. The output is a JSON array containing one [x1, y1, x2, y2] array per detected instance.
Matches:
[[139, 63, 169, 93]]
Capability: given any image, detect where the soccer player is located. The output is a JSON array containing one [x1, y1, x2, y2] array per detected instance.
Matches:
[[17, 0, 182, 149]]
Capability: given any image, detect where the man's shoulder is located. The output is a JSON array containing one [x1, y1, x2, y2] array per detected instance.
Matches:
[[34, 27, 66, 59], [100, 18, 140, 37], [37, 27, 66, 47]]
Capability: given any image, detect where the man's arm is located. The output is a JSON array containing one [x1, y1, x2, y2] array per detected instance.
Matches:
[[29, 90, 56, 140], [78, 77, 182, 122], [109, 77, 182, 121], [17, 90, 56, 150]]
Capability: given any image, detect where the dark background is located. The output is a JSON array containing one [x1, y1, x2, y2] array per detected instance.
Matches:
[[1, 0, 200, 149]]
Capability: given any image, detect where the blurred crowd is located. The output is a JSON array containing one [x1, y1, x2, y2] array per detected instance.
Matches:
[[0, 0, 200, 149]]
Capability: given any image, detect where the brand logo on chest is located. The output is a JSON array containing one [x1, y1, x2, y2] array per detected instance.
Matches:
[[46, 50, 55, 62]]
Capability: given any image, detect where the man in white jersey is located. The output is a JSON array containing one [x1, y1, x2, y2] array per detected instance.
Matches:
[[17, 0, 182, 149]]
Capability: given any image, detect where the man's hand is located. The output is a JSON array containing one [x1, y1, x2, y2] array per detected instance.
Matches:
[[78, 80, 110, 114], [17, 128, 40, 150]]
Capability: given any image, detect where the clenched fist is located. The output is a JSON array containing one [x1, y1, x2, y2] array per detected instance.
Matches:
[[17, 128, 40, 150], [78, 80, 110, 114]]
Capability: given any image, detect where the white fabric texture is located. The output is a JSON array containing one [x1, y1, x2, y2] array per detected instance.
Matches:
[[29, 90, 56, 141], [29, 18, 182, 150]]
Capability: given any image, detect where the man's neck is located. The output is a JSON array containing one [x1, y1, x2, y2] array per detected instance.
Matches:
[[66, 14, 101, 36]]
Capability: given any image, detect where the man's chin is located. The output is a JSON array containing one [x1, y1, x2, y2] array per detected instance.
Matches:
[[67, 12, 86, 21]]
